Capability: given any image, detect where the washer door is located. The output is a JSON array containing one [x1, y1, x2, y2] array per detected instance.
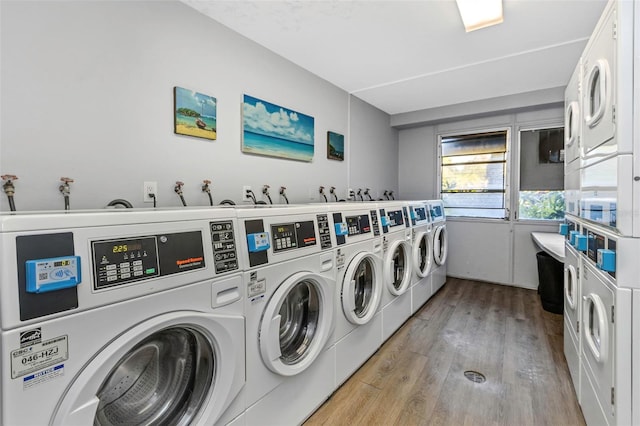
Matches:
[[413, 231, 433, 278], [259, 271, 334, 376], [342, 252, 382, 325], [384, 239, 412, 296], [583, 293, 609, 363], [433, 225, 448, 266], [565, 100, 579, 149], [564, 264, 578, 310], [52, 312, 242, 426]]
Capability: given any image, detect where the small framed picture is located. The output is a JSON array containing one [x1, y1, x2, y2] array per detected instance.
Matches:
[[327, 131, 344, 161], [174, 86, 217, 141]]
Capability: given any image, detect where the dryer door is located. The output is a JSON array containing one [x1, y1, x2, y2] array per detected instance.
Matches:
[[413, 231, 433, 278], [565, 100, 580, 163], [433, 225, 448, 266], [342, 252, 382, 325], [581, 6, 615, 155], [52, 312, 243, 426], [564, 263, 578, 311], [384, 239, 412, 296], [259, 271, 334, 376], [583, 292, 609, 363]]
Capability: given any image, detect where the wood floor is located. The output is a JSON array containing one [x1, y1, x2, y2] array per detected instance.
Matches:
[[305, 278, 585, 426]]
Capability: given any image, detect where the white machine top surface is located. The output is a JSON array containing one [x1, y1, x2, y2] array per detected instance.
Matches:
[[531, 232, 565, 263]]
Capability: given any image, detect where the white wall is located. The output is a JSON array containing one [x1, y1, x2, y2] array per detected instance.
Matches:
[[0, 1, 397, 210], [397, 104, 565, 288], [398, 125, 436, 199], [349, 96, 399, 201]]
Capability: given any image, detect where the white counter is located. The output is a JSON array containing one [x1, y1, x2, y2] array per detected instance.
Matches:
[[531, 232, 565, 263]]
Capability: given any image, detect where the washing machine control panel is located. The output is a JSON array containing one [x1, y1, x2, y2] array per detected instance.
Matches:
[[317, 214, 333, 249], [92, 231, 205, 289], [271, 220, 316, 253], [210, 221, 239, 273], [370, 210, 380, 236], [386, 210, 404, 227], [345, 215, 371, 236]]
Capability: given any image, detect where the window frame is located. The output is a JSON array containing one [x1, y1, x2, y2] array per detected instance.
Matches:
[[437, 127, 512, 220], [514, 123, 565, 223]]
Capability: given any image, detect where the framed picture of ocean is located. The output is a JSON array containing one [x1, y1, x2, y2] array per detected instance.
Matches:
[[327, 131, 345, 161], [242, 94, 314, 162], [174, 86, 217, 141]]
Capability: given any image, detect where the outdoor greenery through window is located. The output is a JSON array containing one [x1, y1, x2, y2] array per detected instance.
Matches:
[[440, 130, 508, 218], [518, 128, 565, 220]]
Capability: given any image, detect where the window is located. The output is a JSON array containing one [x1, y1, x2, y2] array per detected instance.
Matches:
[[440, 130, 509, 218], [518, 127, 565, 220]]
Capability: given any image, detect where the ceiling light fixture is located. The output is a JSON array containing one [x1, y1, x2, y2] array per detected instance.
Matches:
[[455, 0, 503, 32]]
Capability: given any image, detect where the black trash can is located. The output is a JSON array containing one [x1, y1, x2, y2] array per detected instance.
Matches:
[[536, 251, 564, 314]]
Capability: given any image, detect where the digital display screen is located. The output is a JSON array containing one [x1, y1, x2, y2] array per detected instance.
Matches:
[[54, 260, 71, 267], [112, 243, 142, 253]]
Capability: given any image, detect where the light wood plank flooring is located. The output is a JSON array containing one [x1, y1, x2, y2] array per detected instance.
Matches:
[[306, 278, 585, 426]]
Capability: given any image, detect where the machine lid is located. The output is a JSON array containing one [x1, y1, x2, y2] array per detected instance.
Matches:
[[342, 252, 382, 325], [433, 225, 448, 266], [413, 231, 433, 278], [564, 264, 577, 310], [384, 239, 412, 296], [584, 59, 610, 129], [565, 101, 579, 148], [259, 271, 334, 376]]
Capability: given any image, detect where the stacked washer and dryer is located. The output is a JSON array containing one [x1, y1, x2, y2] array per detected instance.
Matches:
[[0, 208, 247, 426], [561, 1, 640, 425]]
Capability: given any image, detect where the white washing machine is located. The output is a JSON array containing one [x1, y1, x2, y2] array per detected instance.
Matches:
[[575, 221, 638, 426], [407, 200, 433, 315], [237, 204, 336, 425], [377, 201, 413, 342], [561, 216, 582, 401], [565, 61, 582, 217], [328, 203, 384, 386], [428, 200, 448, 295], [0, 209, 246, 426]]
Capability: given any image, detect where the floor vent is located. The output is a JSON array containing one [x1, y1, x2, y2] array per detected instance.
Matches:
[[463, 370, 486, 383]]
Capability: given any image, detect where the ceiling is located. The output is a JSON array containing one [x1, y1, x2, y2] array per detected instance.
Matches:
[[182, 0, 607, 115]]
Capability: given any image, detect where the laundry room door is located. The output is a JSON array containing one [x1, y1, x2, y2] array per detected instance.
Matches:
[[342, 252, 381, 324], [259, 271, 334, 376], [52, 313, 242, 426]]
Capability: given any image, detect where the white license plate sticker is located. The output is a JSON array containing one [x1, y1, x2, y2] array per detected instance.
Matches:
[[11, 335, 69, 379]]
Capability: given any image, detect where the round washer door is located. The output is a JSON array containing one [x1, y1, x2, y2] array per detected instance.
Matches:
[[342, 252, 382, 325], [564, 264, 578, 310], [259, 271, 334, 376], [433, 225, 448, 266], [52, 312, 242, 426], [413, 231, 433, 278], [583, 292, 609, 363], [384, 239, 412, 296]]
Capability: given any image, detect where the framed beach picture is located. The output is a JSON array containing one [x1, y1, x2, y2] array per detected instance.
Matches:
[[327, 131, 344, 161], [174, 86, 217, 141], [242, 94, 314, 162]]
